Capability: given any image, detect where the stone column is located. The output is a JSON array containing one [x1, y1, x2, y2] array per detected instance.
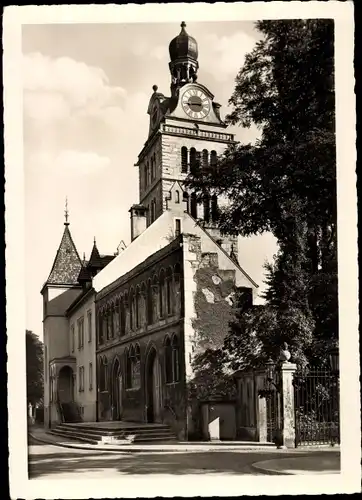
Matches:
[[254, 370, 268, 442], [280, 362, 297, 448]]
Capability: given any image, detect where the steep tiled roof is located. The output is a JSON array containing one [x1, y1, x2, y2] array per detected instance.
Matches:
[[46, 225, 82, 285], [88, 241, 102, 267]]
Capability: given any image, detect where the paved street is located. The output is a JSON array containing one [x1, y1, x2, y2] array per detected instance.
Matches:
[[28, 437, 340, 479]]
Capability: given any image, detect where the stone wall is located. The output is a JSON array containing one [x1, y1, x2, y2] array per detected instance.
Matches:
[[95, 243, 187, 439]]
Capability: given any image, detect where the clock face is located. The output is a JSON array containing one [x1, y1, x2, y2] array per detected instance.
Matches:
[[181, 88, 211, 119]]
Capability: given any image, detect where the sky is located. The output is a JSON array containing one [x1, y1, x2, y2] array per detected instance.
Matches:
[[22, 21, 278, 339]]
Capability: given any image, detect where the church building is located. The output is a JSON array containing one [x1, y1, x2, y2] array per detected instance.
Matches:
[[42, 22, 259, 440]]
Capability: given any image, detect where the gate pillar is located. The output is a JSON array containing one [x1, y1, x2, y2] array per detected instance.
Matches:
[[280, 362, 297, 449]]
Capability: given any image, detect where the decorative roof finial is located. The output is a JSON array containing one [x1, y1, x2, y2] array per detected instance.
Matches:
[[93, 236, 96, 245], [181, 21, 187, 30], [83, 252, 86, 262], [152, 84, 158, 93], [64, 197, 69, 226]]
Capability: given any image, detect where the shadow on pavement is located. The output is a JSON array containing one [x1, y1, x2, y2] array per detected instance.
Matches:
[[28, 451, 340, 478]]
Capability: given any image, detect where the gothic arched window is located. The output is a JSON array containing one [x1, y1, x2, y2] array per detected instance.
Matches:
[[171, 335, 180, 383], [113, 301, 119, 337], [165, 335, 180, 383], [120, 296, 126, 336], [99, 356, 108, 392], [126, 347, 132, 388], [98, 312, 104, 345], [129, 288, 135, 331], [145, 163, 149, 188], [126, 345, 141, 389], [181, 147, 188, 173], [135, 286, 141, 329], [166, 266, 173, 315], [190, 192, 198, 219], [210, 150, 217, 168], [175, 190, 180, 203], [164, 336, 172, 383], [159, 269, 165, 319], [147, 279, 153, 325], [202, 149, 209, 170]]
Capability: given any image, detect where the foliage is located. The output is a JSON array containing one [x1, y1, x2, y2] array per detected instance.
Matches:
[[26, 330, 44, 406], [185, 19, 337, 369], [188, 348, 236, 401]]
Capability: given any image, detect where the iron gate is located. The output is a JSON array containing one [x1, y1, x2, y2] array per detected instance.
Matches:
[[263, 363, 283, 444], [293, 368, 340, 447]]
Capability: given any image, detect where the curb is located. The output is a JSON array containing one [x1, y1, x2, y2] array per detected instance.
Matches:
[[251, 462, 293, 475]]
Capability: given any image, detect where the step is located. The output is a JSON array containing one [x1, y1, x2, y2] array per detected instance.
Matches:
[[52, 426, 177, 444], [58, 424, 172, 436], [60, 423, 170, 432], [48, 430, 100, 445]]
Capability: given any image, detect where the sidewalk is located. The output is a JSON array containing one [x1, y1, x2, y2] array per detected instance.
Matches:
[[28, 426, 281, 453], [252, 454, 341, 475]]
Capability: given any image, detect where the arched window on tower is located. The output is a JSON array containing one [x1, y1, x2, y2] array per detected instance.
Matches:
[[203, 194, 210, 223], [202, 149, 209, 171], [189, 148, 196, 173], [181, 147, 188, 173], [210, 150, 217, 168], [175, 190, 180, 203], [190, 193, 198, 219], [211, 194, 219, 222]]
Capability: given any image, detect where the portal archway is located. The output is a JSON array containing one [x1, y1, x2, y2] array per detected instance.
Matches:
[[146, 347, 162, 423], [57, 366, 74, 403]]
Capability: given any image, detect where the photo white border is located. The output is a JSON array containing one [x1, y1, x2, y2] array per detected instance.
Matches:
[[4, 2, 359, 498]]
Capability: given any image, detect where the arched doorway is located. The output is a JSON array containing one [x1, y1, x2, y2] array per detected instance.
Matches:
[[58, 366, 74, 403], [111, 357, 123, 420], [146, 347, 162, 423]]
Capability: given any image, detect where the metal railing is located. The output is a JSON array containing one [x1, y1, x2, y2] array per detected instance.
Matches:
[[293, 367, 340, 446]]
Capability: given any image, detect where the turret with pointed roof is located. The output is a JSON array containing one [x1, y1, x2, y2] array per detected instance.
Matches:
[[43, 209, 82, 289]]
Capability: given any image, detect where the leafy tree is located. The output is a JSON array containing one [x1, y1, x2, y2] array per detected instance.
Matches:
[[26, 330, 44, 406], [186, 19, 337, 367], [188, 348, 236, 401]]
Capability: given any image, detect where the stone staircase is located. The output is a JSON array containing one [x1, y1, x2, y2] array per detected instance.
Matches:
[[49, 422, 178, 445]]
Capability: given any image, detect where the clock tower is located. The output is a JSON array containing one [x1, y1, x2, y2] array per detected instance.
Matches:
[[133, 22, 238, 260]]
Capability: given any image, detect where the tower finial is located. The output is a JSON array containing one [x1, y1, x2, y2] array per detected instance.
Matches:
[[93, 236, 96, 245], [64, 197, 69, 226], [181, 21, 186, 30]]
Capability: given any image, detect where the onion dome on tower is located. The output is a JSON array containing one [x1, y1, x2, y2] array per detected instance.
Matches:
[[169, 22, 199, 95]]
